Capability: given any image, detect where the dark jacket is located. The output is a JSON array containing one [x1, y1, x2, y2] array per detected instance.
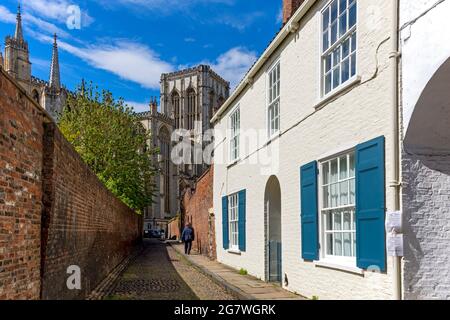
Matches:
[[181, 227, 195, 242]]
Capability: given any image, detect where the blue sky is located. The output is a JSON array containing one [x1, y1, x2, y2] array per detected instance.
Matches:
[[0, 0, 283, 112]]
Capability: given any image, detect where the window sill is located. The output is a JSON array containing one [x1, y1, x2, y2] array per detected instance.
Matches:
[[314, 260, 364, 276], [227, 249, 242, 256], [314, 76, 361, 110]]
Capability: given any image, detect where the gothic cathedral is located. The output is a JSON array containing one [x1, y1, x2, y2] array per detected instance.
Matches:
[[0, 5, 66, 120]]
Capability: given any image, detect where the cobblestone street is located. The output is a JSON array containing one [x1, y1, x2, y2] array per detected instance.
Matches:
[[105, 239, 238, 300]]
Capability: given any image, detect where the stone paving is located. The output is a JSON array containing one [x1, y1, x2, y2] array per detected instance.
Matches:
[[104, 239, 236, 300], [171, 243, 305, 300]]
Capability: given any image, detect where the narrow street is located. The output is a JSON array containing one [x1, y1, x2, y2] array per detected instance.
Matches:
[[105, 239, 238, 300]]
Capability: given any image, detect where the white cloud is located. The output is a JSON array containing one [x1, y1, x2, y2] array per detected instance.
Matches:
[[54, 38, 174, 89], [0, 5, 16, 23], [184, 37, 196, 43], [205, 47, 257, 89], [216, 11, 265, 31], [22, 0, 94, 27]]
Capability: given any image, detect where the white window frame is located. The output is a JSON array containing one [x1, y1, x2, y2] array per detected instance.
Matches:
[[228, 193, 239, 251], [229, 106, 240, 163], [318, 150, 357, 267], [267, 60, 280, 139], [320, 0, 358, 97]]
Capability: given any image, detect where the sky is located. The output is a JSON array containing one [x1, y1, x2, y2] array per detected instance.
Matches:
[[0, 0, 283, 113]]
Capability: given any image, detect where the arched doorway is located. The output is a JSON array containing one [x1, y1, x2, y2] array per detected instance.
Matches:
[[264, 176, 282, 283]]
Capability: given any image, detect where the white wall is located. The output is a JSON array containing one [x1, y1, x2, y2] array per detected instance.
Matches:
[[400, 0, 450, 135], [214, 0, 396, 300], [400, 0, 450, 300]]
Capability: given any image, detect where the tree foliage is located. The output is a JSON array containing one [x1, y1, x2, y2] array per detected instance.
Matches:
[[58, 82, 157, 212]]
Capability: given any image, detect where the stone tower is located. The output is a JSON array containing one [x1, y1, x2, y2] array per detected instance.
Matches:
[[4, 5, 32, 88], [1, 5, 67, 120], [137, 65, 230, 232]]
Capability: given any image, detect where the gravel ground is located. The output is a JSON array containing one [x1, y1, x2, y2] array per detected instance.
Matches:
[[105, 239, 237, 300], [166, 246, 237, 300]]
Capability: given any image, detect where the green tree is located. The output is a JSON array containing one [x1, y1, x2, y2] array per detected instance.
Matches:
[[58, 81, 157, 212]]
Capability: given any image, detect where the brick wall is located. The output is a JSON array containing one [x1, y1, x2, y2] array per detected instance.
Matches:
[[183, 166, 216, 260], [0, 69, 142, 300], [0, 70, 44, 300], [402, 152, 450, 300]]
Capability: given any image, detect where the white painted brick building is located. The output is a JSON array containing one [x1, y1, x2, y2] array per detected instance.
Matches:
[[400, 0, 450, 300], [212, 0, 400, 300]]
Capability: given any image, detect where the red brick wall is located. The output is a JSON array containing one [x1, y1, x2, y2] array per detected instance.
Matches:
[[0, 69, 142, 300], [182, 166, 216, 260], [0, 70, 44, 300], [40, 123, 141, 300]]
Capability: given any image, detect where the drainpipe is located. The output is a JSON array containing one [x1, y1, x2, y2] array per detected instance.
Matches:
[[389, 0, 402, 301]]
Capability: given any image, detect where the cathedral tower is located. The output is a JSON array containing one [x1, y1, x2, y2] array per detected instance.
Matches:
[[4, 4, 31, 86]]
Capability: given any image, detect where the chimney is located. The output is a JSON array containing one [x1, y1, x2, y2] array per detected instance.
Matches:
[[150, 97, 158, 114], [283, 0, 304, 25]]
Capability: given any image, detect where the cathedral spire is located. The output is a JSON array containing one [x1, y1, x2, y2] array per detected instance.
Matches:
[[49, 33, 61, 91], [14, 3, 24, 41]]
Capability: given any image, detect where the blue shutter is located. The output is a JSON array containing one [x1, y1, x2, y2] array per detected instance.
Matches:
[[222, 196, 229, 250], [238, 190, 246, 252], [300, 161, 319, 261], [356, 136, 386, 272]]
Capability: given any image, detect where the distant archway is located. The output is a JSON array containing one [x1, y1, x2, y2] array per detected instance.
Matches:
[[264, 175, 282, 283]]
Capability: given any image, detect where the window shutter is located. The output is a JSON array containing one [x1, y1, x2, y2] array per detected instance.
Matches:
[[300, 161, 319, 261], [222, 196, 229, 250], [356, 136, 386, 272], [238, 190, 246, 252]]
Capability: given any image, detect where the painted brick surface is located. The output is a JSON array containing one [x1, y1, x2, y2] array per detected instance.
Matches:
[[402, 152, 450, 300], [183, 166, 216, 260], [213, 0, 396, 300], [0, 69, 142, 300]]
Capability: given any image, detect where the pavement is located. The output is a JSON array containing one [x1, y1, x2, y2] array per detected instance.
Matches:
[[170, 243, 305, 300], [103, 239, 237, 300]]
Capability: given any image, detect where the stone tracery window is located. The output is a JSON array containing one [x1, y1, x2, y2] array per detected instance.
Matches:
[[186, 88, 196, 130], [159, 127, 171, 214], [172, 92, 181, 129]]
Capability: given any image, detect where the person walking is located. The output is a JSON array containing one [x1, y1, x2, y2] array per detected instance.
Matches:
[[181, 223, 195, 255]]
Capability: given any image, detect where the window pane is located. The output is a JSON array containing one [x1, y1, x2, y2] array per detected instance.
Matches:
[[342, 58, 350, 82], [330, 159, 338, 182], [339, 0, 347, 14], [325, 73, 332, 94], [333, 48, 341, 66], [327, 234, 333, 255], [325, 55, 332, 72], [342, 38, 350, 58], [326, 212, 333, 231], [331, 1, 338, 21], [339, 12, 347, 37], [331, 21, 338, 45], [333, 66, 340, 89], [323, 7, 330, 30], [343, 232, 352, 257], [351, 33, 357, 52], [349, 153, 355, 177], [349, 2, 357, 28], [323, 32, 329, 52], [343, 211, 352, 230], [323, 186, 330, 208], [334, 233, 343, 256], [351, 53, 356, 77], [323, 162, 330, 184], [331, 183, 338, 207], [333, 211, 342, 230], [349, 179, 355, 204], [340, 181, 349, 206], [339, 156, 348, 179]]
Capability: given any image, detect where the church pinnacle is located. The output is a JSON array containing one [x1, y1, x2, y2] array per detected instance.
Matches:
[[49, 33, 61, 91], [14, 3, 23, 41]]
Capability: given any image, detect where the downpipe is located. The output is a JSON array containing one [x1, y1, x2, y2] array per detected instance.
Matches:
[[389, 0, 402, 301]]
